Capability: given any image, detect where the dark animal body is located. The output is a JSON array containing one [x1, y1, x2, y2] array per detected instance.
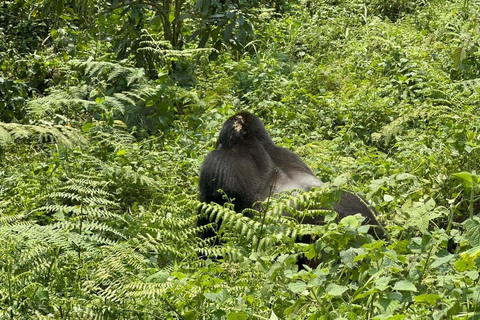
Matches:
[[198, 111, 384, 243]]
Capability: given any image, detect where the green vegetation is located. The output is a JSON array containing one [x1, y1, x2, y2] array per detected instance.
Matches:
[[1, 0, 480, 318]]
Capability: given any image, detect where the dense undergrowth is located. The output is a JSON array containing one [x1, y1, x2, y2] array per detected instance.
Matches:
[[2, 0, 480, 318]]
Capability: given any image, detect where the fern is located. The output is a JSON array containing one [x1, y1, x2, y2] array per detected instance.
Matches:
[[27, 91, 98, 120], [445, 78, 480, 109], [26, 61, 158, 130], [196, 186, 381, 264], [25, 58, 203, 132], [0, 211, 31, 226], [0, 122, 86, 147], [38, 176, 126, 244], [74, 60, 147, 86], [132, 201, 199, 264]]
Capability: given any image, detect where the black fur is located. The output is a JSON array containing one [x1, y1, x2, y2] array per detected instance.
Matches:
[[198, 111, 384, 243]]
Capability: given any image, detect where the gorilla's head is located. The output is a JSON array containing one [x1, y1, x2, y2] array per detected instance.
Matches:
[[216, 111, 273, 150]]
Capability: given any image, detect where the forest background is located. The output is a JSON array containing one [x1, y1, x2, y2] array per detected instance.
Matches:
[[1, 0, 480, 318]]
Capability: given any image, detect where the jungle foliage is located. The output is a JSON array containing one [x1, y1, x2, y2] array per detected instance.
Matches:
[[2, 0, 480, 318]]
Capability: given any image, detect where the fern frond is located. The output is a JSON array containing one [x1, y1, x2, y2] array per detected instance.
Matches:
[[81, 221, 125, 239], [72, 60, 145, 87], [28, 94, 98, 119], [0, 212, 31, 226], [105, 95, 127, 114], [0, 122, 86, 147], [63, 183, 110, 197], [124, 281, 172, 299], [372, 106, 444, 145], [133, 233, 185, 258], [82, 207, 125, 221], [113, 92, 138, 108], [0, 125, 12, 145], [48, 191, 83, 202]]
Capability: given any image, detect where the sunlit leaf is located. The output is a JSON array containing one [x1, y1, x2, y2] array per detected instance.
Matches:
[[393, 280, 417, 292], [326, 284, 348, 297]]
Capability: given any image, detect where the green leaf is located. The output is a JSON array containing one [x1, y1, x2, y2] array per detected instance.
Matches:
[[81, 122, 94, 132], [116, 149, 127, 156], [53, 211, 65, 220], [454, 256, 473, 272], [393, 280, 417, 292], [339, 215, 360, 229], [169, 5, 175, 23], [354, 288, 379, 300], [177, 14, 190, 22], [466, 270, 479, 280], [223, 21, 235, 43], [415, 293, 441, 305], [378, 297, 401, 315], [332, 175, 348, 187], [288, 281, 307, 293], [326, 284, 348, 297], [430, 254, 454, 268], [261, 284, 274, 299], [204, 293, 218, 301], [204, 290, 228, 303], [151, 15, 162, 28], [452, 172, 473, 183], [375, 276, 391, 291], [146, 270, 169, 282], [35, 287, 49, 301], [396, 173, 415, 180], [358, 225, 370, 234], [452, 47, 466, 68], [453, 171, 480, 192], [183, 311, 197, 320], [199, 31, 210, 48], [384, 194, 394, 202], [56, 0, 64, 15], [227, 311, 247, 320], [464, 217, 480, 246], [238, 14, 245, 25], [369, 177, 387, 193], [455, 246, 480, 271]]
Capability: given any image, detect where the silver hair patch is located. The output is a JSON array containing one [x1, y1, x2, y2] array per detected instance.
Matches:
[[233, 115, 245, 132]]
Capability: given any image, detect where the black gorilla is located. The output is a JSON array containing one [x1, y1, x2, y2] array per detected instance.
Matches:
[[198, 111, 384, 242]]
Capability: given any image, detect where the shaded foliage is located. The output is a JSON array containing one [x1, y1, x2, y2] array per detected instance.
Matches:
[[2, 0, 480, 318]]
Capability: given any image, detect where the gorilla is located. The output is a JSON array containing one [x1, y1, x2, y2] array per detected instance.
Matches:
[[198, 111, 384, 245]]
